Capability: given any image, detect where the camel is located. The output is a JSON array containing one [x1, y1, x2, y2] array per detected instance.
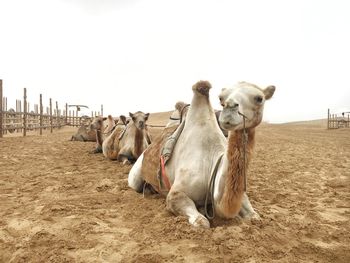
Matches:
[[102, 111, 151, 163], [128, 80, 275, 228], [70, 123, 96, 142], [90, 115, 121, 153], [166, 101, 190, 128]]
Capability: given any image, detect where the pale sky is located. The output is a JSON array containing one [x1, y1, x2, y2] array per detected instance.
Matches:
[[0, 0, 349, 123]]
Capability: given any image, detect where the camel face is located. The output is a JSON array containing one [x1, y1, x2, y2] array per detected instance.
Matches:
[[129, 111, 149, 130], [219, 82, 275, 131], [89, 116, 105, 131]]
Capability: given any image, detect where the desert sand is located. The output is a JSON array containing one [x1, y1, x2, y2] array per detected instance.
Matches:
[[0, 114, 349, 262]]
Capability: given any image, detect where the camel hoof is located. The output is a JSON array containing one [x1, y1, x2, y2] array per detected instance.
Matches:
[[246, 212, 261, 221], [122, 159, 131, 165], [192, 215, 210, 228]]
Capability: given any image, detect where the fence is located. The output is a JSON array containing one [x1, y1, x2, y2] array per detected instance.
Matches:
[[327, 108, 350, 129], [0, 79, 103, 137]]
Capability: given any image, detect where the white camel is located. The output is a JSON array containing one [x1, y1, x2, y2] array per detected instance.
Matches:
[[128, 80, 275, 228]]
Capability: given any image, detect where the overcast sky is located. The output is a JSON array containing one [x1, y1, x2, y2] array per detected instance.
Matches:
[[1, 0, 349, 123]]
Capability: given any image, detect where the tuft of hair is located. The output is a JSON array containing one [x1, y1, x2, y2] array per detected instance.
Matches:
[[108, 115, 113, 120], [192, 80, 212, 96]]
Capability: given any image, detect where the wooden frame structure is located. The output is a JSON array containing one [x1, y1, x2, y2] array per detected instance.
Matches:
[[0, 79, 103, 137], [327, 108, 350, 129]]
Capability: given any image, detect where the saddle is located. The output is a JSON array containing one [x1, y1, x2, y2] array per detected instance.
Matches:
[[141, 120, 186, 194]]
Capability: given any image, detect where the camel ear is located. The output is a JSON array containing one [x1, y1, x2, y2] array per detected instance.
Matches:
[[129, 112, 133, 118], [145, 113, 150, 120], [263, 85, 276, 100], [119, 115, 127, 125], [102, 117, 108, 121]]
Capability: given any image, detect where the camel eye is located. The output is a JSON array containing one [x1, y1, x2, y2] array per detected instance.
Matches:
[[219, 96, 225, 106], [255, 96, 263, 104]]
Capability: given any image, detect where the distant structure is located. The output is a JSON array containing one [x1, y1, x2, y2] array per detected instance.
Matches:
[[327, 109, 350, 129]]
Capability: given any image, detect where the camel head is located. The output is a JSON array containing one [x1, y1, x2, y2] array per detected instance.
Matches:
[[168, 101, 189, 123], [129, 111, 150, 130], [90, 116, 107, 131], [219, 82, 275, 131]]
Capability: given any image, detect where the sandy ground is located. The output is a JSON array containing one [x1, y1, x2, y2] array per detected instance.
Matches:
[[0, 118, 349, 262]]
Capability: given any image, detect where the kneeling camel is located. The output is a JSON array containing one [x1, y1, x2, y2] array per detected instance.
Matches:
[[128, 80, 275, 227]]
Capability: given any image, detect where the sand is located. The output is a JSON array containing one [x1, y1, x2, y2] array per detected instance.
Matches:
[[0, 118, 349, 262]]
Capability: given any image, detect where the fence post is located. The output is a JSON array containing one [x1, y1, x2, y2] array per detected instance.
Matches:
[[327, 109, 330, 129], [65, 103, 68, 125], [101, 104, 103, 117], [56, 101, 59, 128], [40, 94, 43, 135], [50, 98, 53, 133], [0, 79, 3, 138], [23, 88, 27, 136], [76, 110, 79, 126]]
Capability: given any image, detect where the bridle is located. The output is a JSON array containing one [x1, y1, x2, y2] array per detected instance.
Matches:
[[169, 104, 190, 124], [204, 111, 249, 220]]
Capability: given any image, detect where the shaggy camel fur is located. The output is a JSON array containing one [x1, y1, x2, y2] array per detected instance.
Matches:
[[70, 123, 96, 142], [90, 115, 118, 153], [128, 80, 275, 227], [102, 111, 151, 163]]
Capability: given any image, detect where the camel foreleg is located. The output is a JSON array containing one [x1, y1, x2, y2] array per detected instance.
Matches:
[[166, 190, 210, 228], [128, 153, 144, 192], [239, 192, 260, 220]]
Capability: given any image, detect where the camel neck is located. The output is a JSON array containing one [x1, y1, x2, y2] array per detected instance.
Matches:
[[215, 128, 255, 218], [134, 127, 145, 158], [96, 129, 103, 147]]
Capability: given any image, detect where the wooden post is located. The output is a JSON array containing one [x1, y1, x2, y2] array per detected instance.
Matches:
[[50, 98, 53, 133], [56, 101, 59, 128], [19, 100, 22, 132], [65, 103, 68, 125], [76, 110, 79, 126], [101, 104, 103, 117], [40, 94, 43, 135], [4, 96, 7, 135], [23, 88, 27, 136], [0, 79, 3, 138], [327, 109, 330, 129]]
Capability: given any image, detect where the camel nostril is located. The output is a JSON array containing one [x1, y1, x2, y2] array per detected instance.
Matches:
[[226, 122, 230, 125]]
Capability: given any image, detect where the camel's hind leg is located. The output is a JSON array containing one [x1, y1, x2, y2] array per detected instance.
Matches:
[[239, 192, 260, 219], [128, 153, 144, 192], [166, 189, 210, 228]]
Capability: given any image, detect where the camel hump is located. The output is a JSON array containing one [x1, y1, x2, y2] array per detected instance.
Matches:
[[192, 80, 212, 96], [119, 115, 127, 126]]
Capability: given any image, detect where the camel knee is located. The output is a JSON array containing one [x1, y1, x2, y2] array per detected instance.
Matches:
[[128, 154, 144, 192], [166, 191, 210, 228], [166, 190, 185, 214]]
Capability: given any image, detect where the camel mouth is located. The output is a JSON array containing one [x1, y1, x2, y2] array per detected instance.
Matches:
[[219, 108, 243, 131], [220, 121, 242, 131]]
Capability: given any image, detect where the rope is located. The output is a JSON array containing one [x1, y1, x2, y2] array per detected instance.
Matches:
[[238, 111, 248, 192], [204, 154, 224, 220]]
